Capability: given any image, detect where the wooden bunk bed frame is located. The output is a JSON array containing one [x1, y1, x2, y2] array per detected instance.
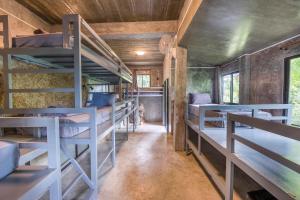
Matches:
[[0, 117, 61, 200], [185, 104, 300, 200], [0, 14, 139, 199]]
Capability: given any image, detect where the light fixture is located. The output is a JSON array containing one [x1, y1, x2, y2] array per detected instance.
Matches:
[[136, 51, 145, 56]]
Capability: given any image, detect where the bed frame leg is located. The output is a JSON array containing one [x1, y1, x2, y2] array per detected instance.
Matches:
[[112, 97, 116, 166], [90, 108, 98, 194], [49, 179, 61, 200]]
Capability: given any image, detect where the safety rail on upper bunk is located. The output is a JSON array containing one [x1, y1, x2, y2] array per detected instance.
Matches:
[[0, 117, 61, 200], [0, 14, 132, 109], [188, 104, 292, 130], [225, 113, 300, 200]]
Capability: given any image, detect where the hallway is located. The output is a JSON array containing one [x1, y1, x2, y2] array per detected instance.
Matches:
[[97, 123, 221, 200]]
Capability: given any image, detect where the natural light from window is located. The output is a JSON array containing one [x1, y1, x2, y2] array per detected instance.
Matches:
[[137, 74, 150, 88], [222, 72, 239, 103], [289, 57, 300, 126]]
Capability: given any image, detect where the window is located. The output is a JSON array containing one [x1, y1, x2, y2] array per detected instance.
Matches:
[[137, 74, 150, 88], [285, 57, 300, 126], [222, 72, 239, 103]]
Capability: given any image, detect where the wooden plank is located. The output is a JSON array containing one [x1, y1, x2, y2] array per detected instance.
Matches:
[[177, 0, 203, 44], [173, 47, 187, 151], [52, 20, 178, 39]]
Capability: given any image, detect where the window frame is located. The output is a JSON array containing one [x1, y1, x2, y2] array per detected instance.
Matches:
[[222, 71, 240, 104], [137, 74, 151, 88], [284, 55, 300, 126]]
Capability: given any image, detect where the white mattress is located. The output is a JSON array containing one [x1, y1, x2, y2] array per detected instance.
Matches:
[[12, 33, 73, 48]]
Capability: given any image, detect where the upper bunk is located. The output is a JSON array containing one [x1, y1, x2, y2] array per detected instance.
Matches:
[[0, 14, 132, 84]]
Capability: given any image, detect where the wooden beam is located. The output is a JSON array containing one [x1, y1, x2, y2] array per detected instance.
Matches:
[[176, 0, 203, 44], [173, 47, 187, 151], [51, 20, 178, 39]]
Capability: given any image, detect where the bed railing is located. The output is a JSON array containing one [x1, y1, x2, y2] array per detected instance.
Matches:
[[225, 113, 300, 200], [194, 104, 292, 130], [0, 117, 61, 200], [62, 14, 132, 77]]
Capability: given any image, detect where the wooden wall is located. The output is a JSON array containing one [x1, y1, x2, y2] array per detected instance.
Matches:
[[129, 66, 163, 88], [217, 36, 300, 106]]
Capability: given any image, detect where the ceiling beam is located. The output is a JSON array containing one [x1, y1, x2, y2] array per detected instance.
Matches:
[[176, 0, 203, 44], [51, 20, 178, 39]]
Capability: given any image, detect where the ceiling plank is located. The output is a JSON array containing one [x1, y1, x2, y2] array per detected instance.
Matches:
[[177, 0, 203, 44], [51, 20, 177, 38]]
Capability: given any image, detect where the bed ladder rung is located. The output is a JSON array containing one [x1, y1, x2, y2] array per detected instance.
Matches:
[[62, 173, 83, 198]]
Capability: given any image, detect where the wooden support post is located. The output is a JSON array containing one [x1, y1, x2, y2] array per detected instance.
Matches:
[[173, 47, 187, 151]]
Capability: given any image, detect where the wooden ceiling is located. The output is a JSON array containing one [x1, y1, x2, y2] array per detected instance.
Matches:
[[106, 39, 164, 66], [16, 0, 184, 67], [16, 0, 185, 24]]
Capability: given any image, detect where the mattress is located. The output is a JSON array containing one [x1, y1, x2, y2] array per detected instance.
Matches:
[[18, 106, 112, 138], [188, 104, 273, 127], [58, 106, 112, 138], [12, 33, 73, 48], [0, 141, 19, 180]]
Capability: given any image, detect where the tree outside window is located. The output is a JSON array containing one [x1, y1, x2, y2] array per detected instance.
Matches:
[[288, 57, 300, 126]]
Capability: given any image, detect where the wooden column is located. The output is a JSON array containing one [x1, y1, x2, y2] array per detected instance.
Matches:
[[173, 47, 187, 151]]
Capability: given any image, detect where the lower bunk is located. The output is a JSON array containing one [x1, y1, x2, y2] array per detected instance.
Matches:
[[0, 97, 138, 199], [185, 114, 300, 200]]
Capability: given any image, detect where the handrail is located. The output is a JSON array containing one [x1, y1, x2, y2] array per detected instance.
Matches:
[[75, 15, 132, 76], [226, 113, 300, 200]]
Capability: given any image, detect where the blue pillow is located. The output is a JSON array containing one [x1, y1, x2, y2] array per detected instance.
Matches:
[[89, 93, 115, 108]]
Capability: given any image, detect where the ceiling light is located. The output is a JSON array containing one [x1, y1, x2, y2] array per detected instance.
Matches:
[[136, 51, 145, 56]]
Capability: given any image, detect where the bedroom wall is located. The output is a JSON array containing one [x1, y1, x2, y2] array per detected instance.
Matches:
[[219, 35, 300, 106]]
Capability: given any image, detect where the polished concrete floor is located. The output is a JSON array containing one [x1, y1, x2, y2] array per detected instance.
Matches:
[[64, 123, 221, 200]]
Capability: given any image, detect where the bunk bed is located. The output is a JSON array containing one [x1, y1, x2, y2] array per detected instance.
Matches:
[[0, 117, 61, 200], [0, 14, 139, 199], [185, 104, 299, 199]]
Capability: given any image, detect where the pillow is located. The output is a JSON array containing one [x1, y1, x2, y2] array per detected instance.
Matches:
[[189, 93, 212, 104], [89, 93, 115, 109]]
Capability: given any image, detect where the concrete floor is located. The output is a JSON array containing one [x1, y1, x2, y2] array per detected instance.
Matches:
[[64, 123, 221, 200]]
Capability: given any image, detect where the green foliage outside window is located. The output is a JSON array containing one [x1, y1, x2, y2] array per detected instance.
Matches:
[[232, 73, 240, 103], [289, 58, 300, 126], [222, 72, 239, 103], [222, 75, 231, 103]]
